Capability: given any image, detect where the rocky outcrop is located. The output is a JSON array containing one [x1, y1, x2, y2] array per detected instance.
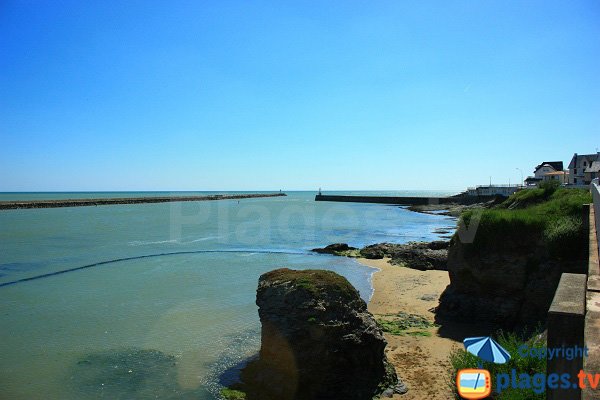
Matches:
[[407, 198, 501, 217], [311, 243, 358, 255], [237, 268, 405, 400], [436, 236, 578, 328], [311, 241, 449, 271], [360, 241, 449, 271]]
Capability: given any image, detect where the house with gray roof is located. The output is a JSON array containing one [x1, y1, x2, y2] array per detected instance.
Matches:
[[568, 152, 600, 185], [585, 161, 600, 183]]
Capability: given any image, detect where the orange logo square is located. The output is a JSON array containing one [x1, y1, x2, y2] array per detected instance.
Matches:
[[456, 368, 491, 399]]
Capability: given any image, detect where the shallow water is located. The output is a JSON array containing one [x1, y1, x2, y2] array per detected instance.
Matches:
[[0, 191, 455, 399]]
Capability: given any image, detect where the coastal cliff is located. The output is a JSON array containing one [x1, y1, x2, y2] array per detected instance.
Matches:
[[436, 234, 565, 327], [236, 268, 404, 400], [437, 186, 591, 328]]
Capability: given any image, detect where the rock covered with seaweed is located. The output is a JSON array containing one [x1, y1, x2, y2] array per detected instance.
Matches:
[[312, 241, 449, 271], [235, 268, 405, 400]]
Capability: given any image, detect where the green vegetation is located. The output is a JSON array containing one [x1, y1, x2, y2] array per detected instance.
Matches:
[[449, 331, 546, 400], [460, 186, 591, 259], [221, 388, 247, 400], [262, 268, 360, 299], [332, 248, 362, 257], [377, 312, 436, 336]]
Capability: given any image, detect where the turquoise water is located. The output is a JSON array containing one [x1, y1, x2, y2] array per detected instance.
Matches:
[[0, 191, 455, 399]]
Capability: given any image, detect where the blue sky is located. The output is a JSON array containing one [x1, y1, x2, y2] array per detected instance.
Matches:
[[1, 1, 599, 191]]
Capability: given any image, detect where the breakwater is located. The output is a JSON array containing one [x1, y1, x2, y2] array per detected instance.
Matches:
[[0, 193, 286, 210], [314, 194, 496, 205]]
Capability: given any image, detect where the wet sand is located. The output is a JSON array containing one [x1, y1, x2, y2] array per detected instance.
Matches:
[[361, 257, 477, 400]]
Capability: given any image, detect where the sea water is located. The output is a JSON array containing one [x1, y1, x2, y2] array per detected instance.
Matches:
[[0, 191, 455, 399]]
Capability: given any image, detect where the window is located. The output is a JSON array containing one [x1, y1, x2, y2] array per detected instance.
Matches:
[[574, 168, 577, 174], [574, 178, 577, 184]]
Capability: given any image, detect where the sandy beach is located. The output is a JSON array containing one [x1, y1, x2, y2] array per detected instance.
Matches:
[[360, 257, 462, 400]]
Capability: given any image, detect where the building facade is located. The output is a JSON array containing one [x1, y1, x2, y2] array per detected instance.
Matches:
[[568, 153, 600, 185], [534, 161, 564, 179], [543, 170, 569, 184], [585, 161, 600, 183]]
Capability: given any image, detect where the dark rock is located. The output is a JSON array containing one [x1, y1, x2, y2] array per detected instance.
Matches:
[[388, 242, 448, 271], [312, 243, 357, 254], [238, 268, 402, 400], [428, 241, 450, 250], [317, 241, 450, 270], [359, 242, 449, 270], [436, 233, 577, 329], [359, 243, 395, 259]]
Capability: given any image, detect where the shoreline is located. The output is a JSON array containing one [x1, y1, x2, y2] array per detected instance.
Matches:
[[359, 257, 463, 400], [0, 193, 286, 210]]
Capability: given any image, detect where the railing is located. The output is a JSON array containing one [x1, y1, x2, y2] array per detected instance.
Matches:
[[583, 184, 600, 400], [592, 182, 600, 250]]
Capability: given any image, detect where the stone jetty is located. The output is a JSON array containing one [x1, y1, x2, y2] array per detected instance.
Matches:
[[0, 193, 286, 210]]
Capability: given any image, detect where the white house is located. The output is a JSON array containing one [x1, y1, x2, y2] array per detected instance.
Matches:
[[524, 161, 565, 186], [568, 153, 600, 185], [533, 161, 564, 179]]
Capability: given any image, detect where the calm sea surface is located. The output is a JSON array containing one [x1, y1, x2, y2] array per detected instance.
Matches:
[[0, 191, 455, 399]]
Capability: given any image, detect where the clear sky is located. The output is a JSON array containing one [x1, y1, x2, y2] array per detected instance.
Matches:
[[1, 1, 599, 192]]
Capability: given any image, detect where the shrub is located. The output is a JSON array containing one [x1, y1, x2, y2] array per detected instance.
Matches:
[[544, 216, 586, 259], [538, 180, 560, 194]]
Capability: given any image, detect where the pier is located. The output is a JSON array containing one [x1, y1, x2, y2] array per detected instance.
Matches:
[[0, 193, 287, 210], [314, 194, 497, 205]]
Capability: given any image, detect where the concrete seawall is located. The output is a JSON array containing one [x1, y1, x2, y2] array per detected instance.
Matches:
[[0, 193, 287, 210], [314, 194, 497, 206]]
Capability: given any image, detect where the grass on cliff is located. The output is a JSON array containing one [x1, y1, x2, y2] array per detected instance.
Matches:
[[449, 330, 546, 400], [460, 183, 591, 260]]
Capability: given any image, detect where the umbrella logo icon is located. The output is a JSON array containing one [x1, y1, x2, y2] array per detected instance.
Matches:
[[456, 337, 511, 399], [463, 336, 511, 364]]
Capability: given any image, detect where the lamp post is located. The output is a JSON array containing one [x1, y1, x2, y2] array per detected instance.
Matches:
[[516, 168, 523, 187]]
